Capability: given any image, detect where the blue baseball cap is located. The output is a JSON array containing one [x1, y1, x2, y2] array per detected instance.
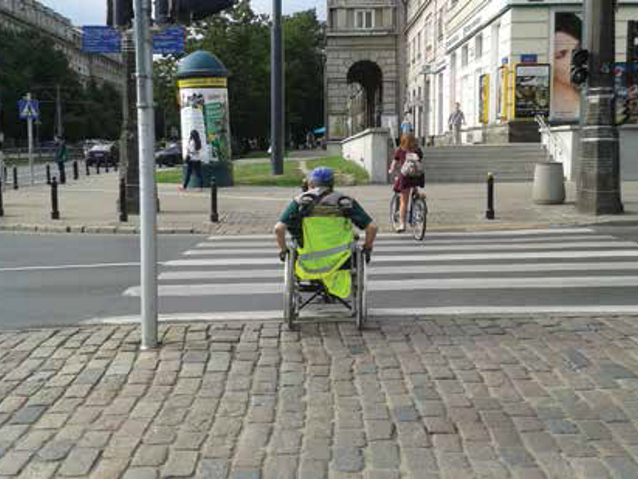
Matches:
[[309, 167, 334, 186]]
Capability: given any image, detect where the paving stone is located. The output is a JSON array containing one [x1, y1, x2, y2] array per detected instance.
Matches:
[[332, 447, 364, 473], [162, 450, 198, 477], [498, 447, 537, 468], [57, 448, 101, 476], [121, 468, 158, 479], [0, 450, 32, 475], [368, 441, 400, 469], [132, 445, 168, 467]]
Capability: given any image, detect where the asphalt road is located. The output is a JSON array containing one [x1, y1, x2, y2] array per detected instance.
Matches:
[[2, 225, 638, 330], [0, 233, 204, 329]]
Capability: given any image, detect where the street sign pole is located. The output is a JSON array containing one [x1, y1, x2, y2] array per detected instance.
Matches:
[[133, 0, 158, 349], [26, 93, 35, 186], [271, 0, 284, 175]]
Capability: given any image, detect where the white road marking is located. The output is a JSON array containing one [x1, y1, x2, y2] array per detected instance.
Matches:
[[87, 304, 638, 324], [183, 241, 638, 256], [158, 262, 638, 281], [0, 262, 142, 273], [204, 228, 596, 242], [196, 235, 618, 249], [123, 275, 638, 297], [166, 250, 638, 267]]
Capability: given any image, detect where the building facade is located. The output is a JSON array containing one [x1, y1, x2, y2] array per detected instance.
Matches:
[[325, 0, 406, 142], [405, 0, 638, 144], [0, 0, 123, 89]]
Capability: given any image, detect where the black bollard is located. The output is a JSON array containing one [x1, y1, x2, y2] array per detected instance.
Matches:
[[96, 162, 101, 175], [0, 180, 4, 217], [13, 166, 18, 190], [3, 165, 7, 184], [486, 172, 495, 220], [85, 161, 90, 176], [210, 178, 219, 223], [105, 162, 110, 173], [46, 165, 51, 185], [51, 177, 60, 220], [114, 161, 118, 172], [119, 177, 128, 222], [73, 161, 79, 181]]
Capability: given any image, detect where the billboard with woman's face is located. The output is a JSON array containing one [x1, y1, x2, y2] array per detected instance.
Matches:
[[552, 12, 583, 120]]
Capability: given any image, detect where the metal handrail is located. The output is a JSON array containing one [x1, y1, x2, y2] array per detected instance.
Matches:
[[535, 115, 565, 163]]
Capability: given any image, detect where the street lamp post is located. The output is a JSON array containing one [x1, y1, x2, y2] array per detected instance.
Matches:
[[577, 0, 623, 214], [271, 0, 284, 175]]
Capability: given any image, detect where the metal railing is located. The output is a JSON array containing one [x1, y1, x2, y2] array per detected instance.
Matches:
[[535, 115, 566, 163]]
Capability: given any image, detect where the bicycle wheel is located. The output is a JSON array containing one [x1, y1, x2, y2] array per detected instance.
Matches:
[[390, 193, 401, 232], [355, 248, 367, 330], [411, 196, 427, 241], [283, 251, 297, 329]]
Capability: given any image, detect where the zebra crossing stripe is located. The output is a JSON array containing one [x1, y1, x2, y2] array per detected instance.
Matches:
[[123, 275, 638, 297], [158, 262, 638, 281], [166, 250, 638, 267], [183, 241, 638, 256], [196, 234, 617, 249]]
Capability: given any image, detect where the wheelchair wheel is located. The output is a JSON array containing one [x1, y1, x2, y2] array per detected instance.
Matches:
[[283, 250, 297, 329], [411, 196, 427, 241], [354, 248, 367, 330], [390, 193, 401, 232]]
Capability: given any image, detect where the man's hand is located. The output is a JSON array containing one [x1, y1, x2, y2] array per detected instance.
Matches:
[[279, 249, 287, 262], [362, 247, 372, 264]]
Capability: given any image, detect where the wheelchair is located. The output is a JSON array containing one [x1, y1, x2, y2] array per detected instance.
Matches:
[[283, 237, 368, 330]]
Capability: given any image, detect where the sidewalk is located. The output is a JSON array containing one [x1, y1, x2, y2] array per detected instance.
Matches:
[[1, 170, 638, 235], [2, 314, 638, 478]]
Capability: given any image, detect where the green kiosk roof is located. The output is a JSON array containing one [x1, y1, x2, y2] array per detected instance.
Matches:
[[177, 50, 228, 79]]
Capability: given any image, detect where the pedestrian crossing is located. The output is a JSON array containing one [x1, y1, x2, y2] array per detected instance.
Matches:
[[114, 227, 638, 322]]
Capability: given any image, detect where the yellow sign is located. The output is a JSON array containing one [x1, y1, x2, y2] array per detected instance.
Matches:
[[479, 74, 490, 124], [178, 77, 227, 88]]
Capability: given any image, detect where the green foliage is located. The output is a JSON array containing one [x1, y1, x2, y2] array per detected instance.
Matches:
[[0, 27, 122, 144], [154, 1, 325, 154]]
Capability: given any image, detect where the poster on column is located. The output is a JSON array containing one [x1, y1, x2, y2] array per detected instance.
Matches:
[[514, 64, 551, 118], [180, 83, 230, 163], [552, 11, 583, 120]]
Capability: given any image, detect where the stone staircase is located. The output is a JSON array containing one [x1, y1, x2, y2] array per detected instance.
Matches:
[[423, 143, 548, 183]]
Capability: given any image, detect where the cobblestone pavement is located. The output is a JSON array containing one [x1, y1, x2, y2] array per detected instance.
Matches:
[[3, 315, 638, 477]]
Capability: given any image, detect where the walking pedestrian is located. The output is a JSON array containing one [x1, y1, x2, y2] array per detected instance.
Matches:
[[448, 102, 466, 145], [181, 130, 204, 191], [54, 136, 68, 184]]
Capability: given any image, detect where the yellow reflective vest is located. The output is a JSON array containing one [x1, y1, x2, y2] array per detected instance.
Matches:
[[295, 203, 354, 299]]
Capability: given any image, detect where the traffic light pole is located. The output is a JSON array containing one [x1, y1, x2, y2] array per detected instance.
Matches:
[[132, 0, 158, 349], [271, 0, 284, 175], [577, 0, 623, 214]]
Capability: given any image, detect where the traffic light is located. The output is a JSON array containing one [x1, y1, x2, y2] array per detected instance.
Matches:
[[160, 0, 235, 25], [107, 0, 134, 28], [570, 48, 590, 86]]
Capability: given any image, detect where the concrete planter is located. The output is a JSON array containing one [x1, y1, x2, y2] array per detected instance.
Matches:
[[532, 162, 566, 205]]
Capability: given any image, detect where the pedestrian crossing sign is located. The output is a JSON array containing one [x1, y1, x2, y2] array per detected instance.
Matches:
[[18, 99, 39, 120]]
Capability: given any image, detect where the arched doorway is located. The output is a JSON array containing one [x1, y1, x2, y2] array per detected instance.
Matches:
[[346, 61, 383, 135]]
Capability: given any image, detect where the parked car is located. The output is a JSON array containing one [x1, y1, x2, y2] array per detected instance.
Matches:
[[155, 143, 183, 167], [86, 142, 119, 167]]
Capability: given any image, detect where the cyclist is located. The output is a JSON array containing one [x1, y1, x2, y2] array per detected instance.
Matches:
[[388, 132, 424, 232], [274, 167, 378, 297]]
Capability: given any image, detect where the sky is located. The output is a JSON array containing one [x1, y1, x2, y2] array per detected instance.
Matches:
[[38, 0, 325, 26]]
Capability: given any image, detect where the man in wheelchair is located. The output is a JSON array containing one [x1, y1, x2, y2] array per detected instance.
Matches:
[[274, 167, 378, 305]]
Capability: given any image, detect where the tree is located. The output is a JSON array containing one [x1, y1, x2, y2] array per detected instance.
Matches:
[[152, 1, 325, 155], [0, 27, 122, 145]]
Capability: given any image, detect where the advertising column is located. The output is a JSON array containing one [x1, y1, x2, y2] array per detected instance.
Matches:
[[176, 50, 233, 187]]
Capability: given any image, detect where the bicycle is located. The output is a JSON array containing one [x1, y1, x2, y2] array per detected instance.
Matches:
[[390, 186, 428, 241]]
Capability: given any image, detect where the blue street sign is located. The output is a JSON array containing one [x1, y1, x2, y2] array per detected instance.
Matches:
[[82, 26, 122, 54], [18, 99, 39, 120], [153, 26, 186, 55], [521, 54, 538, 64]]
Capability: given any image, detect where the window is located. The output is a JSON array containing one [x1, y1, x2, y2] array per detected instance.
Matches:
[[475, 34, 483, 59], [437, 9, 444, 39], [461, 45, 469, 67], [355, 10, 374, 30], [417, 32, 422, 60]]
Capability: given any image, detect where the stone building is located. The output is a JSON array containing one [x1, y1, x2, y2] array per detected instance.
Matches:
[[325, 0, 406, 145], [0, 0, 123, 89], [404, 0, 638, 145]]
